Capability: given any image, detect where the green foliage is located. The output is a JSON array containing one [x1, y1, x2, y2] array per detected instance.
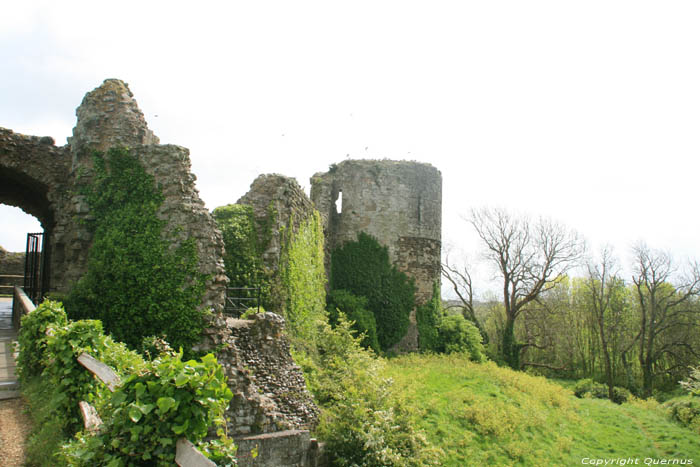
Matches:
[[681, 364, 700, 397], [416, 281, 442, 352], [573, 378, 631, 404], [664, 397, 700, 434], [435, 315, 486, 362], [66, 148, 207, 352], [280, 211, 327, 345], [330, 232, 416, 351], [60, 352, 236, 465], [16, 299, 68, 379], [18, 300, 236, 465], [212, 203, 272, 302], [327, 289, 380, 352], [297, 315, 442, 466]]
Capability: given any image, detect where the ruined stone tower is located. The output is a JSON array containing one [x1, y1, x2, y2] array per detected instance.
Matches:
[[310, 159, 442, 350]]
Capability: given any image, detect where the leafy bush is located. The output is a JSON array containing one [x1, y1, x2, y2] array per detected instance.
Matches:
[[66, 148, 207, 352], [435, 315, 486, 362], [60, 352, 236, 465], [681, 365, 700, 397], [664, 397, 700, 434], [298, 315, 442, 466], [573, 378, 631, 404], [16, 299, 68, 379], [330, 232, 416, 351], [327, 289, 380, 352]]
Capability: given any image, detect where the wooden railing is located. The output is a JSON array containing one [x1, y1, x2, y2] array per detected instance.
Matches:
[[0, 274, 23, 296], [77, 352, 216, 467], [12, 286, 36, 330]]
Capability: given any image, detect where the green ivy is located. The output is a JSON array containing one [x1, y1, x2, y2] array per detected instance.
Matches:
[[416, 281, 442, 352], [330, 232, 415, 351], [66, 148, 207, 352], [280, 211, 327, 346], [212, 203, 272, 305], [327, 289, 380, 353]]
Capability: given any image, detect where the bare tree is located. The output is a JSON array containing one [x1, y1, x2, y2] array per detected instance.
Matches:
[[469, 207, 585, 369], [631, 243, 700, 397], [441, 254, 488, 344], [584, 246, 625, 400]]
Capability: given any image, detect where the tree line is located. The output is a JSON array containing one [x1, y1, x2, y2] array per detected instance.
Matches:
[[444, 207, 700, 399]]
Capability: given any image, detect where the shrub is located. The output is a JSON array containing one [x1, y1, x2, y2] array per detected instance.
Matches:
[[327, 289, 380, 352], [330, 232, 416, 351], [298, 315, 442, 466], [573, 378, 631, 404], [16, 299, 68, 379], [60, 352, 236, 465], [436, 315, 486, 362], [66, 148, 207, 352], [664, 397, 700, 434], [680, 365, 700, 397]]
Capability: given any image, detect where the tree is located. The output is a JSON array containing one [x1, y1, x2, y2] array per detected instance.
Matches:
[[631, 244, 700, 397], [441, 254, 489, 344], [583, 247, 626, 400], [469, 208, 584, 369]]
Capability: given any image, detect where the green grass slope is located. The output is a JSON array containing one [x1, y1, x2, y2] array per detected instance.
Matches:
[[384, 354, 700, 466]]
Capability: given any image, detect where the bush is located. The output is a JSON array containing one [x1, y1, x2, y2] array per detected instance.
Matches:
[[327, 289, 380, 352], [436, 315, 486, 362], [680, 365, 700, 397], [330, 232, 416, 351], [16, 299, 68, 379], [664, 397, 700, 434], [298, 315, 442, 466], [573, 378, 631, 404], [60, 352, 236, 465]]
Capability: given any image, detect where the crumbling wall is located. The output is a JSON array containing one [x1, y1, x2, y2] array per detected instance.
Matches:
[[311, 159, 442, 351]]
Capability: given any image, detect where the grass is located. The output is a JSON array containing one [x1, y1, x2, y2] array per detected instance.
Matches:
[[383, 353, 700, 466]]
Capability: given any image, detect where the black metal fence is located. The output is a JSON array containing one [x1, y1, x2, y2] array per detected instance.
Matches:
[[24, 232, 45, 305], [224, 287, 261, 317]]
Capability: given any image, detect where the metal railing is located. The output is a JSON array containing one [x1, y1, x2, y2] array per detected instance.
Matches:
[[224, 287, 261, 317], [24, 232, 46, 305]]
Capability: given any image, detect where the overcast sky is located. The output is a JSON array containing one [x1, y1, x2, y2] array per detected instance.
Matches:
[[2, 1, 699, 289]]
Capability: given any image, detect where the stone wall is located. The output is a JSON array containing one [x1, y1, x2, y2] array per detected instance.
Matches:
[[310, 159, 442, 350], [236, 174, 320, 312]]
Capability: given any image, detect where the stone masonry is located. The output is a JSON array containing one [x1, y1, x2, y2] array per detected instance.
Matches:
[[311, 159, 442, 351], [1, 79, 320, 465]]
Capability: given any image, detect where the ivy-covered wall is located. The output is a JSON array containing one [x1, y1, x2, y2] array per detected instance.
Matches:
[[330, 232, 415, 351], [66, 148, 208, 352], [215, 174, 327, 343]]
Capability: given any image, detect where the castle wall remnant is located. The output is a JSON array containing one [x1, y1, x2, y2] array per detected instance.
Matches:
[[311, 159, 442, 351]]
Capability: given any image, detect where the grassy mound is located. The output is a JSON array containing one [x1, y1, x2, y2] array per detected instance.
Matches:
[[384, 354, 700, 466]]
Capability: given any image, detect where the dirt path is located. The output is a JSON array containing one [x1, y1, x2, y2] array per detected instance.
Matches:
[[0, 397, 32, 466]]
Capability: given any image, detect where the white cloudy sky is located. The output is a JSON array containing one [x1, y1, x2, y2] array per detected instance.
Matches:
[[2, 1, 699, 286]]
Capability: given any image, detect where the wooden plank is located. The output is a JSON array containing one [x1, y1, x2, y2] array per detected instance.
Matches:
[[175, 438, 216, 467], [77, 352, 121, 392], [79, 401, 103, 432]]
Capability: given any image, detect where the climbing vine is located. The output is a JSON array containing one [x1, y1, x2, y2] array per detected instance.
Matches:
[[212, 203, 272, 305], [66, 148, 207, 352], [280, 211, 327, 345], [330, 232, 415, 351], [416, 281, 442, 352]]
